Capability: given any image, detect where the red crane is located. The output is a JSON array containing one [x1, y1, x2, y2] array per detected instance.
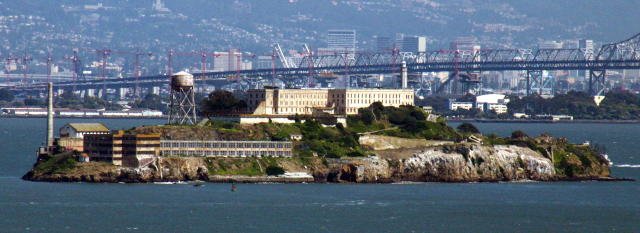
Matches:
[[63, 49, 82, 91], [4, 54, 32, 85], [4, 55, 20, 82], [213, 49, 244, 80], [114, 49, 152, 99], [382, 47, 400, 75], [95, 48, 112, 95], [173, 49, 214, 76], [20, 54, 32, 85], [32, 52, 55, 84]]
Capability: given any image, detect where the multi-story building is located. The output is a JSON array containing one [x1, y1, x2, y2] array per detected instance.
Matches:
[[59, 123, 110, 139], [84, 133, 122, 166], [482, 103, 508, 114], [374, 35, 392, 52], [255, 55, 273, 69], [449, 94, 510, 114], [449, 102, 474, 111], [246, 88, 414, 116], [212, 51, 250, 72], [56, 123, 110, 152], [84, 131, 160, 167], [327, 29, 356, 53], [120, 133, 161, 167], [579, 39, 595, 80], [401, 36, 427, 53], [160, 140, 294, 157], [83, 131, 294, 166]]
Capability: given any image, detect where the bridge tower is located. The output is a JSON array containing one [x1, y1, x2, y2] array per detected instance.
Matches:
[[588, 70, 606, 96], [168, 71, 197, 125], [526, 70, 543, 96]]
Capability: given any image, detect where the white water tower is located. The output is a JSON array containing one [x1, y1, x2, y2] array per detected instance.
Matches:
[[168, 71, 197, 124]]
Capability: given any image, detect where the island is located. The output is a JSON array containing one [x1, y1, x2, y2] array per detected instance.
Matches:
[[23, 103, 621, 183]]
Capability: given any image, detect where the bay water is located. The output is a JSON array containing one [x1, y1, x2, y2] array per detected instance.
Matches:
[[0, 118, 638, 232]]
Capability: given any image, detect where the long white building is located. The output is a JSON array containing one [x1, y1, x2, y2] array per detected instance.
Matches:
[[246, 88, 414, 116]]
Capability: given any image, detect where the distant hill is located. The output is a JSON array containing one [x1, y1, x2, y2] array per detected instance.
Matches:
[[0, 0, 638, 73]]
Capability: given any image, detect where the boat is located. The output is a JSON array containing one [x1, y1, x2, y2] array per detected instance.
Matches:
[[231, 183, 237, 192]]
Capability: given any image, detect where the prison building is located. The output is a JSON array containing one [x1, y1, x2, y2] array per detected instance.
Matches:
[[160, 140, 294, 157], [246, 88, 414, 116], [84, 131, 160, 167], [120, 133, 161, 167], [84, 133, 123, 166]]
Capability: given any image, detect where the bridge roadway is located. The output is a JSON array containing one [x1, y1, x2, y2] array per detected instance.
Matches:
[[12, 32, 640, 94], [15, 59, 640, 92]]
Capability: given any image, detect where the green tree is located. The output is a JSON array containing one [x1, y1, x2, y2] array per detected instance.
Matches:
[[23, 97, 45, 106], [511, 130, 529, 139], [55, 92, 83, 109], [0, 89, 14, 102], [132, 93, 166, 111], [456, 93, 476, 102], [457, 123, 480, 134], [200, 90, 247, 116]]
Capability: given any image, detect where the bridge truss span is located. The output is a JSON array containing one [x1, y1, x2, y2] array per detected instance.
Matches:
[[12, 33, 640, 97]]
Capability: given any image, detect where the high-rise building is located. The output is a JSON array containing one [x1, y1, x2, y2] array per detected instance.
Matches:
[[395, 33, 405, 50], [578, 39, 595, 80], [402, 36, 427, 53], [579, 39, 594, 55], [213, 51, 243, 72], [327, 29, 357, 53], [374, 36, 392, 52], [255, 56, 273, 69]]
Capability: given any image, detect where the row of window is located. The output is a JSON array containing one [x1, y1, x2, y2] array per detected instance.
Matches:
[[279, 101, 327, 106], [162, 150, 293, 157], [279, 93, 328, 99], [160, 141, 293, 149]]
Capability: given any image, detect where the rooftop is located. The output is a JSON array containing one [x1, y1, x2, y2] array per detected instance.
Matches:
[[66, 123, 110, 132]]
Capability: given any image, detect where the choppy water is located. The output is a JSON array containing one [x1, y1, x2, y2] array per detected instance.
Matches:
[[0, 118, 638, 232]]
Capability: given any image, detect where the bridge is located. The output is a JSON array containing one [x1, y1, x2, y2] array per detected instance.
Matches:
[[11, 32, 640, 97]]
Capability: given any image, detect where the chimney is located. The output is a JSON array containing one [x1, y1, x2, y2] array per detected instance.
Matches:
[[47, 82, 54, 147], [401, 61, 408, 89]]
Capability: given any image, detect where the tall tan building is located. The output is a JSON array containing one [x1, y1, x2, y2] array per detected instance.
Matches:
[[246, 88, 414, 115], [84, 131, 160, 167]]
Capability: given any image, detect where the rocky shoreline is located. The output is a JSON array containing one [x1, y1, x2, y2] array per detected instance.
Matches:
[[24, 142, 631, 184]]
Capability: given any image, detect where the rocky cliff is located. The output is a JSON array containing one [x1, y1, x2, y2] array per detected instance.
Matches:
[[324, 144, 557, 183], [23, 142, 615, 183]]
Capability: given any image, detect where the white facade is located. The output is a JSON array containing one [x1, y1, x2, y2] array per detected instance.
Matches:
[[449, 102, 474, 111], [484, 103, 508, 114], [476, 94, 509, 104], [59, 123, 110, 139], [327, 29, 356, 52], [402, 36, 427, 53], [246, 88, 414, 116]]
